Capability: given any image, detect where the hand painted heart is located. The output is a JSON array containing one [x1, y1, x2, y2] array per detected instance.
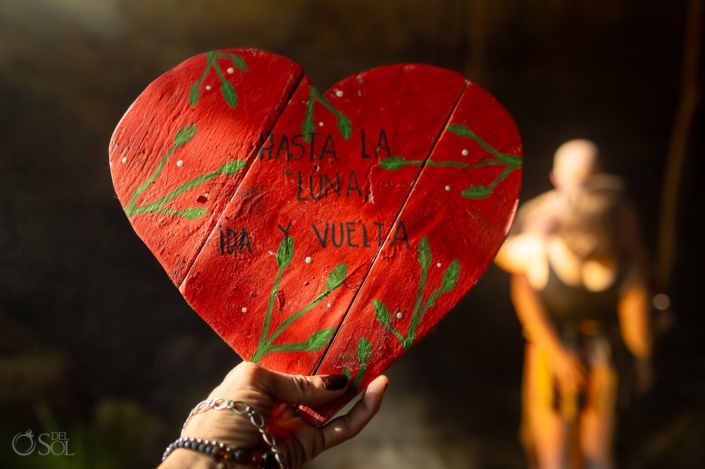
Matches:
[[110, 48, 522, 425]]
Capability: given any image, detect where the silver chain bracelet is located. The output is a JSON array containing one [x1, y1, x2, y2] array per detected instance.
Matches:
[[181, 397, 287, 469]]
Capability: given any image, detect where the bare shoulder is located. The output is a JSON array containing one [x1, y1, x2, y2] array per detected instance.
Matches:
[[510, 190, 562, 236]]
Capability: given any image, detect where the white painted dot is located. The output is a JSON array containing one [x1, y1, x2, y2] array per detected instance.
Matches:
[[206, 85, 212, 90], [205, 193, 210, 198], [437, 263, 442, 268], [177, 160, 184, 167], [327, 303, 332, 308], [121, 157, 128, 163], [242, 307, 248, 313], [305, 256, 312, 264], [462, 149, 468, 156], [227, 67, 234, 74], [445, 186, 451, 191], [336, 90, 343, 97], [396, 313, 403, 319], [319, 122, 324, 127]]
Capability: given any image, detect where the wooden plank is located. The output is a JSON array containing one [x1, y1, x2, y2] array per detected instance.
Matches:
[[179, 65, 467, 375], [303, 82, 522, 424], [112, 49, 522, 427], [110, 48, 303, 285]]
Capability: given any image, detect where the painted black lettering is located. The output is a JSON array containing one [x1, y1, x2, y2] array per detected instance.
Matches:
[[390, 220, 410, 249], [362, 223, 372, 247], [324, 173, 341, 197], [312, 223, 329, 248], [376, 128, 391, 158], [331, 222, 344, 248], [226, 228, 237, 254], [219, 228, 225, 255], [308, 132, 321, 162], [361, 129, 372, 158], [258, 132, 273, 161], [239, 228, 252, 254], [296, 171, 309, 201], [346, 170, 363, 197], [277, 221, 292, 239], [277, 221, 293, 255], [290, 134, 305, 160], [346, 222, 359, 247], [309, 175, 324, 201], [319, 134, 337, 161], [275, 135, 290, 161]]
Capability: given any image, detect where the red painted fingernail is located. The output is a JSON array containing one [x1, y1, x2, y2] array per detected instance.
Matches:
[[322, 374, 348, 391]]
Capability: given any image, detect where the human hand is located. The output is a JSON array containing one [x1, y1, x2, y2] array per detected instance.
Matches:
[[551, 348, 587, 394], [159, 362, 388, 469]]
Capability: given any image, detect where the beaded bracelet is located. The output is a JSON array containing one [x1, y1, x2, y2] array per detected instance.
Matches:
[[162, 398, 286, 469], [162, 437, 280, 468]]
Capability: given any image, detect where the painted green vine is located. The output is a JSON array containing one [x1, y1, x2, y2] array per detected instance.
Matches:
[[301, 86, 352, 142], [250, 236, 348, 363], [189, 51, 248, 108], [341, 337, 372, 399], [374, 236, 460, 350], [124, 125, 246, 220], [378, 123, 522, 199]]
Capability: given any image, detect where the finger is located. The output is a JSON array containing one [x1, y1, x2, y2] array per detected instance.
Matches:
[[321, 375, 388, 451], [237, 363, 350, 407]]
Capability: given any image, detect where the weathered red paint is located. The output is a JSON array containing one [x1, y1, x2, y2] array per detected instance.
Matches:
[[111, 49, 522, 426], [110, 49, 303, 285], [303, 83, 522, 423]]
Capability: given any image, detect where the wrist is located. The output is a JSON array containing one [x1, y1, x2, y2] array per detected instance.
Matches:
[[159, 448, 218, 469], [182, 401, 262, 450]]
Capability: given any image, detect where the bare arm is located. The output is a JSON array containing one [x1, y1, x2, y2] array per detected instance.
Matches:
[[618, 284, 652, 361], [511, 274, 587, 392], [511, 274, 563, 355]]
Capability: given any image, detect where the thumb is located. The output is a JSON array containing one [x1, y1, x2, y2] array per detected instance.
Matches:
[[253, 365, 350, 407]]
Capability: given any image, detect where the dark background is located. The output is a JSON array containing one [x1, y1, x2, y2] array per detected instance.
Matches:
[[1, 0, 702, 467]]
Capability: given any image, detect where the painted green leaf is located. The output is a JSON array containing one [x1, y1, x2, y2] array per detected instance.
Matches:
[[337, 113, 352, 140], [461, 185, 492, 199], [350, 364, 366, 397], [442, 258, 461, 291], [373, 299, 391, 326], [326, 263, 347, 291], [343, 368, 355, 398], [180, 207, 208, 220], [230, 55, 248, 71], [418, 236, 432, 269], [356, 337, 372, 365], [277, 236, 294, 269], [302, 115, 315, 143], [379, 156, 408, 170], [189, 83, 201, 107], [174, 125, 198, 147], [302, 328, 336, 352], [220, 79, 238, 108], [264, 342, 305, 354], [447, 123, 473, 137], [220, 160, 247, 176]]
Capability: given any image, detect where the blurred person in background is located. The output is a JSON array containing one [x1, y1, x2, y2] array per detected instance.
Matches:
[[495, 140, 653, 469]]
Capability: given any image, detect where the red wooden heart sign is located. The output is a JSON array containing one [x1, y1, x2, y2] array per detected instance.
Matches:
[[110, 48, 522, 425]]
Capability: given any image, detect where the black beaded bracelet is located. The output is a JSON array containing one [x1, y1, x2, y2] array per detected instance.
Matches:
[[162, 437, 279, 468]]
